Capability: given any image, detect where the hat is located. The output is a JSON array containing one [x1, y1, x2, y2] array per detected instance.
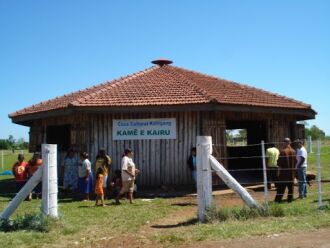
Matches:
[[284, 137, 291, 142]]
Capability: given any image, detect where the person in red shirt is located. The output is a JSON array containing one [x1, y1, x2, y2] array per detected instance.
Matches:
[[12, 154, 28, 193], [27, 152, 43, 199]]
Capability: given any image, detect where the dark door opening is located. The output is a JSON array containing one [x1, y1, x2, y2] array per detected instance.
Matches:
[[226, 121, 267, 184], [46, 125, 71, 151]]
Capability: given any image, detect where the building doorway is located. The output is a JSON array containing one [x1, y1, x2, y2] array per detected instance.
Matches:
[[225, 121, 267, 184], [46, 125, 71, 152]]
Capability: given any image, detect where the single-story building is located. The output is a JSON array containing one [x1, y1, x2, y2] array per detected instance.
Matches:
[[9, 59, 316, 186]]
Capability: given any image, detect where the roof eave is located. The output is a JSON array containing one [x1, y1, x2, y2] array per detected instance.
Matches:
[[9, 103, 316, 126], [214, 104, 316, 120], [9, 108, 75, 126]]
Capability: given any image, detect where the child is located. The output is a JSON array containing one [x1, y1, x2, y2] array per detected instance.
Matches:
[[110, 169, 122, 198], [95, 167, 105, 206]]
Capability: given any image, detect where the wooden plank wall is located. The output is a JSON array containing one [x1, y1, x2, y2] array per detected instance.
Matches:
[[88, 112, 199, 186], [29, 121, 44, 152], [27, 110, 297, 186]]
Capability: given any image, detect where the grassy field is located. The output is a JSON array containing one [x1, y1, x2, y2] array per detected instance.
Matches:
[[0, 143, 329, 247]]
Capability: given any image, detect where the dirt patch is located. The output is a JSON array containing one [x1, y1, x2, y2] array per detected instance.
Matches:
[[180, 227, 330, 248], [94, 185, 325, 248]]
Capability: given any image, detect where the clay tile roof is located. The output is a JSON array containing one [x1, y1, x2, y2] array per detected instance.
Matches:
[[9, 63, 314, 118]]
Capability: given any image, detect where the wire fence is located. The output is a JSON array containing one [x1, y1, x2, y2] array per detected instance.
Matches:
[[0, 139, 329, 205], [211, 139, 330, 208]]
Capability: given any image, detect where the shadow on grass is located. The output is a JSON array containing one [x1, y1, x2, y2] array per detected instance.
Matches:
[[77, 205, 95, 208], [0, 179, 16, 198], [171, 202, 197, 207], [58, 198, 78, 203], [151, 218, 198, 229]]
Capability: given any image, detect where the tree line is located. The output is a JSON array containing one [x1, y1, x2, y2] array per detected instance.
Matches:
[[305, 125, 328, 140], [226, 125, 328, 144], [0, 135, 29, 150]]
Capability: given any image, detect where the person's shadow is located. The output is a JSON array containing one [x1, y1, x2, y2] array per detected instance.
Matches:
[[151, 218, 198, 229]]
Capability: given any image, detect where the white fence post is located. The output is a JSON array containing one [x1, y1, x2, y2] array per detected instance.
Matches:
[[1, 150, 3, 170], [261, 141, 268, 208], [307, 136, 313, 154], [316, 140, 322, 208], [42, 144, 58, 218], [197, 136, 213, 222]]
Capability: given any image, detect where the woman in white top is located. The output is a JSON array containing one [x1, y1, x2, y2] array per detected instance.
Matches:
[[115, 148, 139, 204], [78, 152, 93, 201]]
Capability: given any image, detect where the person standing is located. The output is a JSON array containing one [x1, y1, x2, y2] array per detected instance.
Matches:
[[78, 152, 93, 201], [62, 149, 79, 192], [27, 152, 43, 199], [187, 147, 197, 187], [115, 148, 139, 204], [94, 148, 112, 198], [110, 169, 122, 198], [95, 167, 105, 206], [266, 143, 280, 189], [12, 154, 29, 195], [295, 139, 308, 199], [275, 138, 296, 203]]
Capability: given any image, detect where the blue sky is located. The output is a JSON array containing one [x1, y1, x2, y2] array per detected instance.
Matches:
[[1, 1, 329, 141]]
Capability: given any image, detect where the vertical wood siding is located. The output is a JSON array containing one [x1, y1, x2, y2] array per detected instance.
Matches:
[[28, 111, 298, 186], [87, 112, 199, 186]]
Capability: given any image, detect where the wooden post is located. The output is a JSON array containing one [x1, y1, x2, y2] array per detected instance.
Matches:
[[197, 136, 213, 222], [307, 135, 313, 154], [42, 144, 58, 218], [316, 140, 322, 208], [1, 150, 3, 170], [261, 141, 269, 208]]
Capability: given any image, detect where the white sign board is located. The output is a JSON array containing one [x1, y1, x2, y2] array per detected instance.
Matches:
[[113, 118, 176, 140]]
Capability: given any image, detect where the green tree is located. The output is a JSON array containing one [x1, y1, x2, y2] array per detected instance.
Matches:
[[0, 139, 10, 149], [305, 125, 325, 140], [238, 129, 247, 140], [7, 135, 15, 147]]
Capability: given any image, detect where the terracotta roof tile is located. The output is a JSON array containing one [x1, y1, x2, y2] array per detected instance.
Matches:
[[9, 64, 314, 118]]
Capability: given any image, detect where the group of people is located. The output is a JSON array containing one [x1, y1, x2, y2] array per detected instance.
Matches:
[[13, 138, 307, 204], [63, 148, 140, 205], [267, 138, 308, 202], [12, 147, 140, 206], [12, 152, 43, 200], [187, 138, 308, 203]]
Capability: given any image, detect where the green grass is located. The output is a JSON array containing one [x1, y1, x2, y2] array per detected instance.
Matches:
[[308, 141, 330, 180], [0, 197, 181, 247], [0, 146, 330, 247], [148, 186, 330, 246]]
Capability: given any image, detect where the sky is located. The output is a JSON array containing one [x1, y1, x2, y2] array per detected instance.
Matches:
[[0, 1, 329, 141]]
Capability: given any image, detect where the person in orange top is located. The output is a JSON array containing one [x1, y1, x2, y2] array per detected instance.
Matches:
[[95, 167, 105, 206], [12, 154, 29, 193], [27, 152, 43, 199]]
